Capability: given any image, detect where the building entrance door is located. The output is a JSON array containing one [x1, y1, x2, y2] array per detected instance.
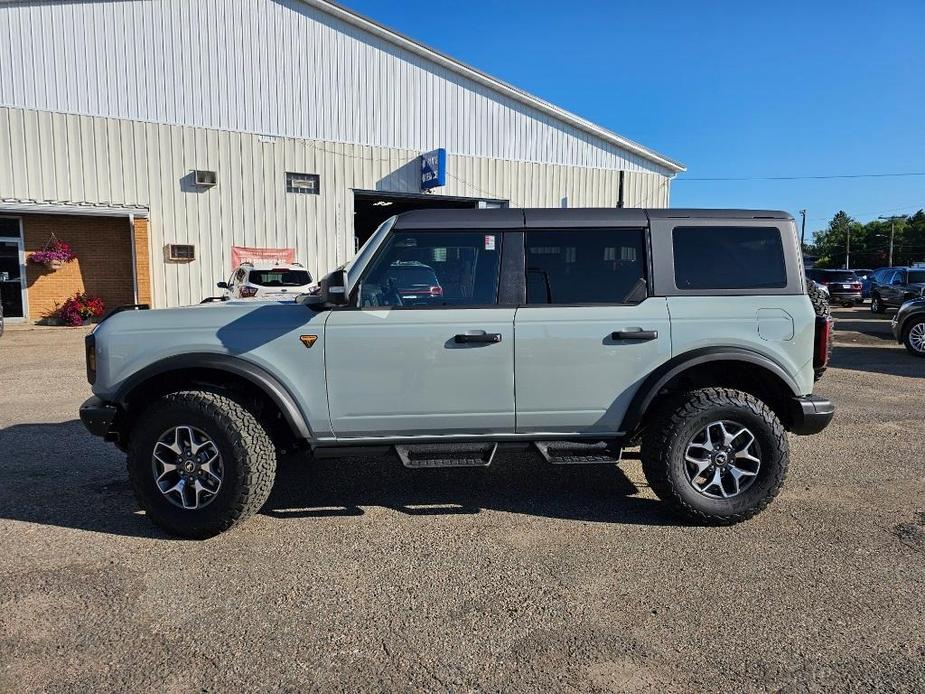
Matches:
[[0, 218, 27, 321]]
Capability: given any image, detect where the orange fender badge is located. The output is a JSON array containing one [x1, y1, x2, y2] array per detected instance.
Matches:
[[299, 335, 318, 348]]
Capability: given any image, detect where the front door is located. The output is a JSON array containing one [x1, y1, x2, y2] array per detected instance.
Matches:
[[0, 218, 26, 321], [514, 227, 672, 434], [325, 228, 514, 438]]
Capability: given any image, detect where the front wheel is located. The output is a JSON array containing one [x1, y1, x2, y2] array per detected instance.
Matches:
[[903, 317, 925, 358], [641, 388, 788, 525], [127, 390, 277, 538], [871, 295, 885, 313]]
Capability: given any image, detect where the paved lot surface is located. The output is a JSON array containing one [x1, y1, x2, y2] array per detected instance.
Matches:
[[1, 307, 924, 693]]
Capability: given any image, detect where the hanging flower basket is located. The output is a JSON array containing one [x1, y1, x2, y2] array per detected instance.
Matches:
[[29, 234, 76, 271]]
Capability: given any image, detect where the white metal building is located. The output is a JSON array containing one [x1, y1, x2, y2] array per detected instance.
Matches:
[[0, 0, 684, 316]]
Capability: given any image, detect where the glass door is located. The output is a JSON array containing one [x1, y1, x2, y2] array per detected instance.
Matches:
[[0, 217, 26, 321]]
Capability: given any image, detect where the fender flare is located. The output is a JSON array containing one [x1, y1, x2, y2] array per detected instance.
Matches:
[[619, 347, 801, 435], [113, 353, 312, 440]]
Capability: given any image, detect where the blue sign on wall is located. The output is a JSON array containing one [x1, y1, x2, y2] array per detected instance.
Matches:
[[420, 148, 447, 190]]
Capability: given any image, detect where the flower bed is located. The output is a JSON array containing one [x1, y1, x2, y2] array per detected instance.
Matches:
[[54, 292, 105, 326]]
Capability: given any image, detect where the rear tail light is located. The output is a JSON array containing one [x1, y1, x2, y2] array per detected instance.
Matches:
[[429, 286, 443, 296], [852, 282, 861, 289], [240, 286, 258, 298], [814, 315, 833, 369]]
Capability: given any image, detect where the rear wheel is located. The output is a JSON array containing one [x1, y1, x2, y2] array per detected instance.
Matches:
[[903, 317, 925, 358], [641, 388, 788, 525], [127, 390, 277, 538]]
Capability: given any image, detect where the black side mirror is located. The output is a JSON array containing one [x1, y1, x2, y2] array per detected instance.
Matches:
[[217, 281, 229, 289], [320, 269, 349, 306]]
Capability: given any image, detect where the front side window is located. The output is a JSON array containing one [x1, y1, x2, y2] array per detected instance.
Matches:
[[525, 229, 647, 304], [673, 226, 787, 290], [907, 270, 925, 284], [357, 231, 502, 308]]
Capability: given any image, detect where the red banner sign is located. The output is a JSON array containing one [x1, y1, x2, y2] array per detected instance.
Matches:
[[231, 246, 296, 268]]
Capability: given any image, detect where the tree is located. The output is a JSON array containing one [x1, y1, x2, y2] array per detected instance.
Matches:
[[808, 209, 925, 268]]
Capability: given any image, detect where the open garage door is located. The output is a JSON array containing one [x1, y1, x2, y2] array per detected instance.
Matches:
[[352, 190, 508, 252]]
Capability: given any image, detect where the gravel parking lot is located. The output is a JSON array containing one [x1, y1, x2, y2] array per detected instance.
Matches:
[[1, 306, 924, 693]]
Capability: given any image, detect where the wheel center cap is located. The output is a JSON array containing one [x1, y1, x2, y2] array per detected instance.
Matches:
[[183, 460, 196, 473], [714, 451, 729, 466]]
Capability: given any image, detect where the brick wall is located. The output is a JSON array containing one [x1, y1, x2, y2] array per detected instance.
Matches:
[[132, 217, 152, 306], [23, 214, 139, 320]]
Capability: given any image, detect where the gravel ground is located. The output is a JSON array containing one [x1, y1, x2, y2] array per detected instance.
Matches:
[[1, 307, 923, 693]]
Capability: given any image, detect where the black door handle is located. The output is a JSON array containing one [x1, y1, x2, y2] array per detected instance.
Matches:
[[455, 330, 502, 344], [611, 329, 659, 341]]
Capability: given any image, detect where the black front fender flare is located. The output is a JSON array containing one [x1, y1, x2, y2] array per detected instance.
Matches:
[[113, 353, 312, 440]]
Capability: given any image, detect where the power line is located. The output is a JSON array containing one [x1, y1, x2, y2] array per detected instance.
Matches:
[[677, 171, 925, 182]]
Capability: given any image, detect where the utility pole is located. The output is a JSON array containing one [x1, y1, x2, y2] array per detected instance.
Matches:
[[799, 209, 807, 253], [878, 215, 897, 266], [845, 223, 850, 269]]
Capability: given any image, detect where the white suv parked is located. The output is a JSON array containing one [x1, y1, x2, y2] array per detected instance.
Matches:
[[218, 262, 314, 301]]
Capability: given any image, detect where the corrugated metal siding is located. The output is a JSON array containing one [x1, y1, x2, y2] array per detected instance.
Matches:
[[0, 0, 673, 176], [1, 106, 669, 308]]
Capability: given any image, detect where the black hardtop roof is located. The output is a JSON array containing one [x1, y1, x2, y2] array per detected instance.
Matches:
[[391, 207, 793, 229]]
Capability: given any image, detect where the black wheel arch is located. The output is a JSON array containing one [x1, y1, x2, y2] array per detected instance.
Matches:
[[620, 347, 802, 436], [112, 353, 313, 444]]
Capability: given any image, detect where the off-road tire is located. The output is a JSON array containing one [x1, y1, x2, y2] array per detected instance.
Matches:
[[870, 294, 886, 314], [641, 388, 789, 525], [806, 281, 832, 381], [127, 390, 277, 539], [902, 317, 925, 358]]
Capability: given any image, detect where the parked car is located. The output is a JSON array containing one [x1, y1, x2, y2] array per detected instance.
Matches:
[[80, 208, 834, 538], [805, 269, 862, 307], [850, 268, 875, 298], [892, 298, 925, 357], [218, 262, 314, 301], [869, 266, 925, 313]]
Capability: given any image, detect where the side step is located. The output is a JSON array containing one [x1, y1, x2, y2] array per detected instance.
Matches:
[[534, 440, 623, 465], [396, 442, 498, 469]]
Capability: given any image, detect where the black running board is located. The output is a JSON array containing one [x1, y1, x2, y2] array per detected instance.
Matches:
[[534, 440, 623, 464], [395, 442, 498, 468]]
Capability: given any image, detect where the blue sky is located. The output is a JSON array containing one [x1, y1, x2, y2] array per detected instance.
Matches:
[[345, 0, 925, 237]]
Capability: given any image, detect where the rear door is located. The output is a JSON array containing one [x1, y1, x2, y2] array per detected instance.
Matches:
[[513, 218, 671, 435]]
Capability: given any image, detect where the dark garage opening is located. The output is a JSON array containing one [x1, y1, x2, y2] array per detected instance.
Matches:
[[352, 190, 508, 251]]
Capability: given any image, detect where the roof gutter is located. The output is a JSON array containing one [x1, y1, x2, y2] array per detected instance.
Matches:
[[305, 0, 685, 174]]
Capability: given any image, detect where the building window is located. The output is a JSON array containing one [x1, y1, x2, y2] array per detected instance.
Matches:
[[286, 172, 320, 195]]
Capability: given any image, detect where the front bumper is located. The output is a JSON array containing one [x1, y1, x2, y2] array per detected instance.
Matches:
[[789, 395, 835, 435], [79, 396, 118, 437]]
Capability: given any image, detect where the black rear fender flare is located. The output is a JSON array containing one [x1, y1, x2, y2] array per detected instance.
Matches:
[[619, 347, 801, 435]]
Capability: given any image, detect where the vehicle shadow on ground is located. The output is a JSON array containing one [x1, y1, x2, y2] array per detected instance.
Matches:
[[0, 421, 675, 538], [0, 421, 168, 539], [829, 344, 923, 378], [264, 449, 675, 526], [831, 307, 896, 341]]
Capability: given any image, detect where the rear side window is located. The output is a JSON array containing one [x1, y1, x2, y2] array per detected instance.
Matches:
[[525, 228, 647, 304], [673, 226, 787, 290]]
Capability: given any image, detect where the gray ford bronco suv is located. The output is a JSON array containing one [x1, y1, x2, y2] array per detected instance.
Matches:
[[80, 208, 834, 538]]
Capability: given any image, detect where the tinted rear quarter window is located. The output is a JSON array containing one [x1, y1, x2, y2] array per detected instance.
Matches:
[[673, 226, 787, 290]]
